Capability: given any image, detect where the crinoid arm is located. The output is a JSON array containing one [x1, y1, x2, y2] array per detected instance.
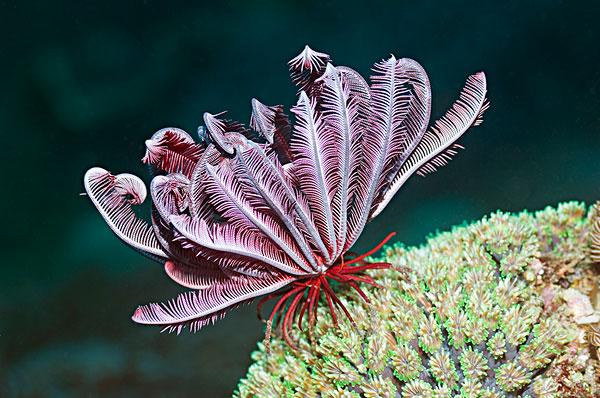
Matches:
[[289, 91, 338, 257], [83, 167, 167, 261], [143, 127, 205, 177], [132, 271, 295, 334], [341, 56, 431, 250], [371, 72, 488, 218], [203, 112, 248, 155], [250, 99, 294, 165], [288, 45, 331, 95]]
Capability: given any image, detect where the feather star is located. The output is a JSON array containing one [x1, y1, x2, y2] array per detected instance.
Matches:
[[83, 45, 489, 348]]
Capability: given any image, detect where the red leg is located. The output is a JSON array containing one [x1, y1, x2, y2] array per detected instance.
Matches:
[[339, 262, 391, 274], [345, 280, 370, 302], [344, 232, 396, 266], [307, 281, 321, 334], [256, 290, 286, 321], [322, 277, 354, 325], [282, 290, 304, 350], [342, 273, 382, 287], [297, 285, 313, 330], [322, 279, 338, 327], [268, 286, 304, 326]]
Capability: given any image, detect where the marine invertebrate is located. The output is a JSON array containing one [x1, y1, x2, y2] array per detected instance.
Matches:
[[236, 203, 599, 397], [83, 46, 488, 342]]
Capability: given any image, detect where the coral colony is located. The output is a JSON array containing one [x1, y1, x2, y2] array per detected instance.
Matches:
[[84, 46, 488, 346], [236, 203, 599, 397]]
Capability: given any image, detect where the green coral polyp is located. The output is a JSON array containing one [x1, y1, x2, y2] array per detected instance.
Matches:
[[459, 347, 488, 381], [428, 349, 459, 388], [401, 379, 432, 397], [417, 314, 443, 354], [235, 203, 598, 397], [496, 362, 532, 392], [487, 331, 507, 358], [390, 344, 422, 382]]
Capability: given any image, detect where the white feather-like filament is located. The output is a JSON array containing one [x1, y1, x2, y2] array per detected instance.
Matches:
[[84, 167, 167, 260], [332, 66, 371, 252], [132, 272, 294, 333], [204, 159, 313, 273], [234, 142, 320, 271], [170, 214, 309, 276], [163, 260, 228, 290], [143, 128, 203, 177], [344, 56, 411, 249], [371, 72, 488, 218], [251, 144, 331, 262], [290, 91, 338, 259]]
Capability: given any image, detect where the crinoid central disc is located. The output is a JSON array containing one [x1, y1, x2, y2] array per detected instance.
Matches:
[[258, 232, 396, 349]]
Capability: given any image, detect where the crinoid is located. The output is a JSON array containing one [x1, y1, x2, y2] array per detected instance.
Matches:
[[83, 45, 488, 347]]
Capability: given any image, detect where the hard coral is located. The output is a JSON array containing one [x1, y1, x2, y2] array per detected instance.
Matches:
[[236, 203, 599, 397]]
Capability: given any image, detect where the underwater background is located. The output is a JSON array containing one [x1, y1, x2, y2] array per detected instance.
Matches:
[[1, 1, 599, 396]]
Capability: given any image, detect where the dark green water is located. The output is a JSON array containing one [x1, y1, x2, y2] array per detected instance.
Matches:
[[1, 1, 599, 396]]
